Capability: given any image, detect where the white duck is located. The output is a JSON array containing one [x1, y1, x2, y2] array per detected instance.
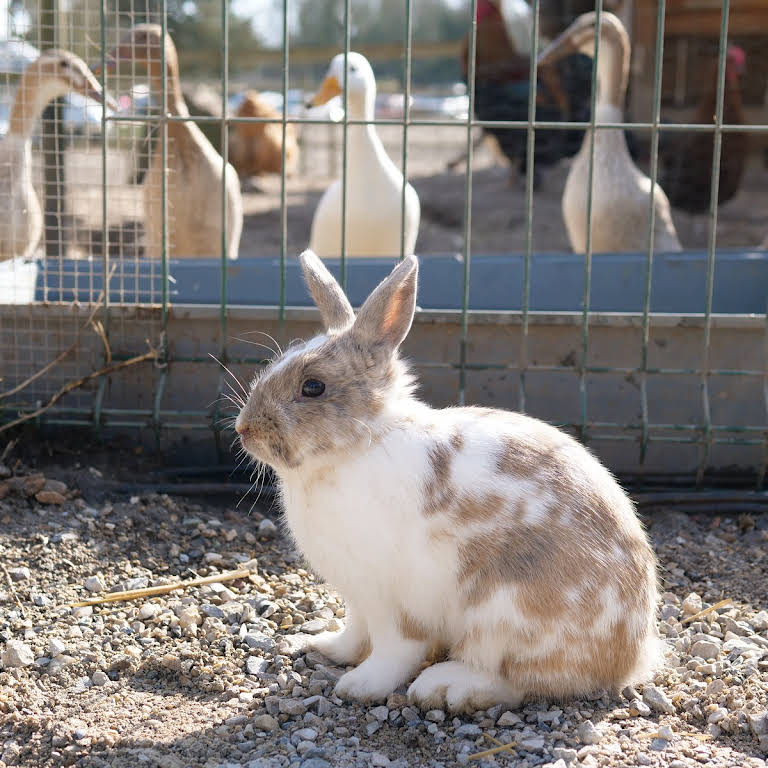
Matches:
[[100, 25, 242, 261], [308, 52, 420, 259], [0, 50, 111, 261], [538, 12, 682, 253]]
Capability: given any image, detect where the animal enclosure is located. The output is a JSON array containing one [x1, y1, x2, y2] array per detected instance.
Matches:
[[0, 0, 767, 487]]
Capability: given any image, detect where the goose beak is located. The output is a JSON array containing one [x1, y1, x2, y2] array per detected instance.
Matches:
[[537, 28, 578, 67], [308, 74, 342, 108]]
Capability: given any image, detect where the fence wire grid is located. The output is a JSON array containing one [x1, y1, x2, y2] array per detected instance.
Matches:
[[0, 0, 767, 487]]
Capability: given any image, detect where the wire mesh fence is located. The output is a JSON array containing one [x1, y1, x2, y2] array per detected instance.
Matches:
[[0, 0, 767, 487]]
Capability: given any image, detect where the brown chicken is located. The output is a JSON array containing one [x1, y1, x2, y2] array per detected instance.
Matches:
[[661, 45, 747, 213], [229, 91, 299, 178]]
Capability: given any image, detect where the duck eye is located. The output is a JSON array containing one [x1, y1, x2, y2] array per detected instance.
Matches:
[[301, 378, 325, 397], [349, 64, 357, 72]]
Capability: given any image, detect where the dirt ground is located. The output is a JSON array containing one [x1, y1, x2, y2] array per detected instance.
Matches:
[[1, 441, 767, 768], [55, 125, 768, 262]]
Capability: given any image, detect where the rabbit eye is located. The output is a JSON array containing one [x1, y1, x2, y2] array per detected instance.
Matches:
[[301, 378, 325, 398]]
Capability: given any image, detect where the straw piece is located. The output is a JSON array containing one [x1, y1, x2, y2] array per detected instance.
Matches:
[[68, 568, 253, 607], [468, 740, 517, 760], [1, 562, 26, 618], [680, 598, 733, 625]]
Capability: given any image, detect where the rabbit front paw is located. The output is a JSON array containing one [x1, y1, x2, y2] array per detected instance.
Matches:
[[310, 629, 369, 666], [334, 659, 402, 703]]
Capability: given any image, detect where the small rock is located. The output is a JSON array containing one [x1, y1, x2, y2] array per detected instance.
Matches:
[[544, 761, 567, 768], [681, 593, 703, 616], [552, 748, 578, 763], [294, 728, 318, 742], [35, 490, 67, 505], [91, 671, 109, 686], [371, 754, 390, 767], [84, 575, 105, 593], [650, 738, 668, 751], [32, 593, 51, 606], [244, 633, 275, 652], [252, 714, 279, 732], [178, 606, 201, 633], [300, 760, 330, 768], [366, 721, 381, 737], [577, 721, 600, 745], [519, 736, 545, 751], [48, 638, 67, 658], [23, 474, 45, 496], [258, 519, 278, 538], [642, 685, 675, 714], [0, 463, 10, 478], [8, 567, 30, 582], [43, 479, 68, 494], [425, 709, 445, 723], [278, 698, 307, 716], [370, 705, 389, 722], [657, 725, 674, 740], [637, 754, 652, 766], [454, 724, 482, 738], [300, 619, 328, 634], [2, 640, 34, 668], [138, 603, 159, 621], [401, 707, 420, 723], [628, 699, 651, 717], [497, 710, 522, 727], [748, 711, 768, 737], [749, 611, 768, 632], [246, 656, 268, 676], [708, 707, 728, 724], [200, 604, 226, 619], [47, 654, 76, 674], [691, 640, 720, 660]]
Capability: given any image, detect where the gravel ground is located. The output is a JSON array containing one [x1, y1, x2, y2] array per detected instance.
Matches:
[[1, 456, 768, 768]]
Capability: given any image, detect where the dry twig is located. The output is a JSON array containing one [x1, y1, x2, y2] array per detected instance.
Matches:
[[0, 267, 116, 403], [0, 345, 158, 434], [1, 562, 27, 618], [680, 598, 733, 625], [68, 567, 253, 607]]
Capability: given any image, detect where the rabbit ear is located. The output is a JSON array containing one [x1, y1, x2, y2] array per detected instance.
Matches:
[[299, 250, 355, 332], [353, 256, 418, 354]]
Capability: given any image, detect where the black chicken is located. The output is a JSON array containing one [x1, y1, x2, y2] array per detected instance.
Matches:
[[460, 0, 593, 180]]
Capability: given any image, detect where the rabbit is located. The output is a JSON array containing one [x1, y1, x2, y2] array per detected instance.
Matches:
[[235, 250, 661, 712]]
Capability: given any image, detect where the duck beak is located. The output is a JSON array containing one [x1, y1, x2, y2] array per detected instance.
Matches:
[[308, 74, 342, 108], [80, 69, 119, 112], [537, 28, 578, 67]]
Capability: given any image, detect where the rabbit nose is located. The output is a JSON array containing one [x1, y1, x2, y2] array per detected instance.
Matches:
[[235, 420, 251, 436]]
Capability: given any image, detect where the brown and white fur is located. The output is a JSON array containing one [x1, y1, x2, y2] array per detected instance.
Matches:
[[236, 251, 661, 711]]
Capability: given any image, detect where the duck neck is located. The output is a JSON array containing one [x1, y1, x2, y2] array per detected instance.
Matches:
[[151, 69, 188, 117], [346, 91, 388, 166], [8, 69, 64, 138], [595, 24, 629, 112], [149, 40, 188, 117]]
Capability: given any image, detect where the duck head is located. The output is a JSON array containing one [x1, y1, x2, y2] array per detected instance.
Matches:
[[309, 52, 376, 119], [537, 12, 629, 110], [96, 24, 180, 87], [24, 50, 117, 111]]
